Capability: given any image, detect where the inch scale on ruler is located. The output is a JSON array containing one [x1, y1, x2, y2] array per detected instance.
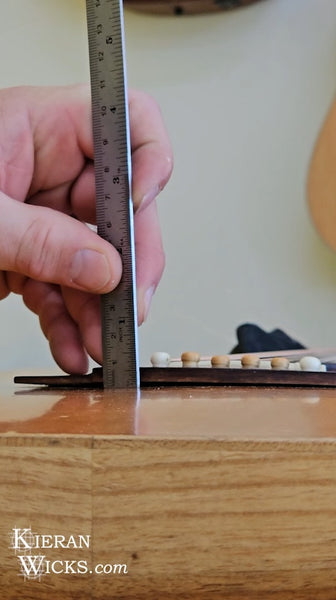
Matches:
[[86, 0, 139, 388]]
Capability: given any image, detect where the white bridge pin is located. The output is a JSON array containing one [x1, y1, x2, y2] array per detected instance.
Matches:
[[150, 352, 171, 368], [299, 356, 322, 372]]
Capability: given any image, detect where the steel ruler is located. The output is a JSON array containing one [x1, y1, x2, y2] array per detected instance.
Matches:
[[86, 0, 139, 388]]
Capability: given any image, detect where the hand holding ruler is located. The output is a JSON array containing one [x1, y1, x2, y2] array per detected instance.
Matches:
[[86, 0, 139, 388]]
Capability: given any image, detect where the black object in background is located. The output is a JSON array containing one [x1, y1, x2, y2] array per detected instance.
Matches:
[[231, 323, 306, 354]]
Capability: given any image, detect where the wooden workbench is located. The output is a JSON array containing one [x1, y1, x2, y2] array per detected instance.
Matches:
[[1, 371, 336, 598]]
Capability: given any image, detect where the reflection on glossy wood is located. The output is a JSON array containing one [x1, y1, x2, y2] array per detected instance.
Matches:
[[3, 387, 139, 435], [5, 373, 336, 438], [1, 372, 336, 598]]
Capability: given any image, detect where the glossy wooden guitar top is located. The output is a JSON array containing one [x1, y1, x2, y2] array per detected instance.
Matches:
[[2, 371, 336, 599]]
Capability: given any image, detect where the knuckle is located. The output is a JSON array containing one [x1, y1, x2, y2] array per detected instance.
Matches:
[[0, 272, 9, 300], [14, 218, 57, 282], [3, 271, 27, 295]]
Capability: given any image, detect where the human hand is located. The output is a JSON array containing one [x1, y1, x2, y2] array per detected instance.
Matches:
[[0, 84, 173, 373]]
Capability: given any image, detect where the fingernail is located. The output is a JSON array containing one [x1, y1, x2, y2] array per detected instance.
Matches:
[[138, 285, 155, 324], [144, 285, 155, 320], [138, 185, 160, 214], [70, 249, 112, 291]]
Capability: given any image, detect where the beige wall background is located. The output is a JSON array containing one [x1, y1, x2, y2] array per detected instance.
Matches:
[[0, 0, 336, 371]]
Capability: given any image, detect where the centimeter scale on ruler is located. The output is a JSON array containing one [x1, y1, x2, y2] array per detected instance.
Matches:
[[86, 0, 139, 388]]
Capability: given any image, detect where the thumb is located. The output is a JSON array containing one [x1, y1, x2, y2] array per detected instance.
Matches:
[[0, 193, 122, 292]]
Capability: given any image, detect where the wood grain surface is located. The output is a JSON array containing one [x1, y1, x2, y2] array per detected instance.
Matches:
[[1, 371, 336, 598]]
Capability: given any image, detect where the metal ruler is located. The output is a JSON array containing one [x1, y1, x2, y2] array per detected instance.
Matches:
[[86, 0, 139, 388]]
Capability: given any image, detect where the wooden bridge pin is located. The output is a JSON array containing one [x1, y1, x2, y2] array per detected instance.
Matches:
[[241, 354, 260, 369], [271, 357, 290, 370], [211, 355, 230, 368], [181, 352, 201, 368], [150, 352, 171, 368]]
